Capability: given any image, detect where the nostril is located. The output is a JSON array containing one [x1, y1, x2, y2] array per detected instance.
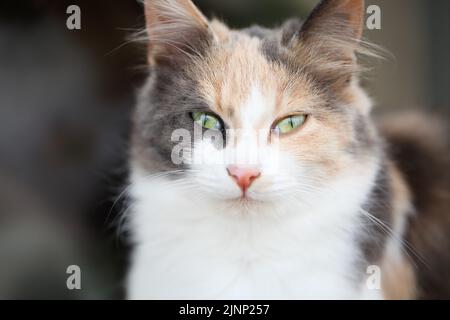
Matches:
[[248, 173, 261, 183], [226, 165, 261, 193]]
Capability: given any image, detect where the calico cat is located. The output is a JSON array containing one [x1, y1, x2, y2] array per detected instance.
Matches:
[[126, 0, 450, 299]]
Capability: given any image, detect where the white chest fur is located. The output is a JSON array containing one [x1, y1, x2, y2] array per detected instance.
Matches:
[[126, 172, 381, 300]]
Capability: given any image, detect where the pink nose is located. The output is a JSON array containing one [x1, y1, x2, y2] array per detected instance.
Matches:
[[227, 165, 261, 193]]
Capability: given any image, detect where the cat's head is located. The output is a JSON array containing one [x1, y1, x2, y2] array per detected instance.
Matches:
[[131, 0, 381, 209]]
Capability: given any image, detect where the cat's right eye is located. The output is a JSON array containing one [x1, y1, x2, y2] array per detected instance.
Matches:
[[191, 112, 223, 130]]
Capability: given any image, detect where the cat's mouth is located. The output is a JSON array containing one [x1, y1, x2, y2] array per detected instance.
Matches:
[[224, 192, 269, 206]]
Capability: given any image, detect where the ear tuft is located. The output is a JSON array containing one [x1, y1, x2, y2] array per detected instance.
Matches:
[[143, 0, 213, 66]]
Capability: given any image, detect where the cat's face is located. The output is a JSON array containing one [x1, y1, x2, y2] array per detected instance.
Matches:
[[132, 0, 380, 207]]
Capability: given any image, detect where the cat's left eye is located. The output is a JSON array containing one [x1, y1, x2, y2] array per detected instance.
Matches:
[[273, 115, 307, 135]]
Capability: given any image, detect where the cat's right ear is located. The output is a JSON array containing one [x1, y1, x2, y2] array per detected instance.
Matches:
[[143, 0, 214, 66]]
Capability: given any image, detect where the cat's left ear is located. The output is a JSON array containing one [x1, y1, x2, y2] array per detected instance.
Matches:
[[288, 0, 365, 85], [300, 0, 364, 42]]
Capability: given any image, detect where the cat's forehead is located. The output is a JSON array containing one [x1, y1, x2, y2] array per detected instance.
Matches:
[[191, 28, 318, 129]]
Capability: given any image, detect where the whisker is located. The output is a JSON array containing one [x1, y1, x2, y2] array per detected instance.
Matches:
[[360, 209, 429, 270]]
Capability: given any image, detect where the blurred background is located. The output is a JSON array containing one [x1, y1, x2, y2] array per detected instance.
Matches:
[[0, 0, 448, 299]]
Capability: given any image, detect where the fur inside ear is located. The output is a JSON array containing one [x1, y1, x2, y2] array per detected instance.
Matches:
[[287, 0, 369, 86], [143, 0, 213, 65], [300, 0, 365, 42]]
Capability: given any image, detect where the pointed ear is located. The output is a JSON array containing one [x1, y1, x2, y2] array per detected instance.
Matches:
[[144, 0, 213, 66], [300, 0, 365, 42], [287, 0, 366, 87]]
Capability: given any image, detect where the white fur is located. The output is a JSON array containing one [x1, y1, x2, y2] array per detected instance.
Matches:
[[127, 161, 381, 299]]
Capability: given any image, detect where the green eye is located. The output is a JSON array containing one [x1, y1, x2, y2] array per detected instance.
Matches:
[[273, 115, 307, 135], [191, 112, 223, 130]]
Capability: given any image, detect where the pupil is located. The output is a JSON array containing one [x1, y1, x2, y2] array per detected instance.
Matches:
[[202, 114, 207, 127]]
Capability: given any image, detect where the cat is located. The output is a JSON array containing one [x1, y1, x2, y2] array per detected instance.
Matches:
[[126, 0, 450, 299]]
